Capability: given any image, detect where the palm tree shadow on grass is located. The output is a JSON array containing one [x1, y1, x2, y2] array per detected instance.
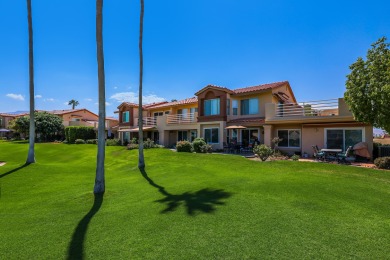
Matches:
[[140, 169, 231, 215], [0, 163, 29, 179], [67, 193, 103, 260]]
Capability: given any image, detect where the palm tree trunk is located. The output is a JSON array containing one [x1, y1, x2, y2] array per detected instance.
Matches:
[[26, 0, 35, 164], [94, 0, 105, 194], [138, 0, 145, 170]]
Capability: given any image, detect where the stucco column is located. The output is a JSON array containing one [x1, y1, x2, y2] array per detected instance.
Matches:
[[263, 125, 273, 147]]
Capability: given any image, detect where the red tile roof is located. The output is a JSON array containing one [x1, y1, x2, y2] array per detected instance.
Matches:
[[147, 97, 198, 109], [194, 85, 234, 95], [0, 113, 16, 117], [233, 81, 288, 94]]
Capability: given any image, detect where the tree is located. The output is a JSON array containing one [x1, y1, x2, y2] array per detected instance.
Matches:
[[26, 0, 35, 164], [344, 37, 390, 132], [94, 0, 106, 194], [68, 99, 80, 109], [138, 0, 145, 170], [11, 112, 63, 141]]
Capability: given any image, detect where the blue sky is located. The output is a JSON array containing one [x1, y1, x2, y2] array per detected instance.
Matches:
[[0, 0, 389, 117]]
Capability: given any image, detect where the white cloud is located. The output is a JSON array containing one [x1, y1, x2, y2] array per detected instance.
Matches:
[[63, 102, 69, 105], [6, 93, 24, 101], [109, 92, 166, 104], [113, 86, 118, 89], [85, 98, 93, 102], [44, 98, 55, 102], [35, 95, 42, 99]]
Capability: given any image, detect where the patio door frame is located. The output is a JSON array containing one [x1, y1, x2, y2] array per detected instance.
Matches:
[[324, 127, 365, 151]]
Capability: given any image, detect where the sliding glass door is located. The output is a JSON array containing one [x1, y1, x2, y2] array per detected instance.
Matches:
[[326, 128, 363, 151]]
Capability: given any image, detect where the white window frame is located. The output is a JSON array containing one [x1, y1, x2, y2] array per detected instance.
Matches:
[[324, 127, 365, 150], [204, 127, 219, 144], [277, 129, 301, 148]]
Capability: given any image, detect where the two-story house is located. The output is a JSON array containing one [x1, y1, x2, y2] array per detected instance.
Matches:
[[0, 113, 15, 138], [116, 81, 373, 157]]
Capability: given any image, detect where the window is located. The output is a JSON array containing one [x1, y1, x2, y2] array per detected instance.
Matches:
[[123, 132, 130, 143], [190, 107, 198, 114], [190, 130, 197, 142], [204, 98, 220, 116], [326, 128, 363, 150], [122, 111, 130, 123], [227, 99, 230, 116], [178, 131, 188, 141], [153, 112, 163, 117], [232, 100, 238, 115], [278, 130, 301, 148], [165, 111, 170, 114], [204, 128, 219, 144], [241, 98, 259, 115]]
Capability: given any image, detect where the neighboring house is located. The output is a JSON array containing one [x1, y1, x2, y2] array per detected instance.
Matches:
[[116, 81, 373, 157], [0, 113, 16, 137], [14, 109, 119, 138]]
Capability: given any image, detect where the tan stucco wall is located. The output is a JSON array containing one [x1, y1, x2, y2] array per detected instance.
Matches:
[[228, 91, 273, 119]]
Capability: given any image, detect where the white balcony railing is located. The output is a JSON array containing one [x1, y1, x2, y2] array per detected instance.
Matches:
[[167, 113, 197, 124], [134, 117, 157, 126], [276, 99, 339, 117]]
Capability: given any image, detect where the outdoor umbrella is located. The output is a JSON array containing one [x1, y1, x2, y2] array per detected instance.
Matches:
[[225, 125, 246, 129]]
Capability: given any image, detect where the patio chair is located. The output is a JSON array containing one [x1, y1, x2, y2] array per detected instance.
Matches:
[[337, 146, 355, 164], [312, 145, 325, 161]]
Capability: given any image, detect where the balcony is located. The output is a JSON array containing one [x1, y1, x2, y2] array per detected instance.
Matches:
[[166, 113, 197, 124], [265, 98, 353, 123], [134, 117, 157, 126]]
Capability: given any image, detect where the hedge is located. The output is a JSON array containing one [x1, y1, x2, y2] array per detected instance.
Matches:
[[65, 126, 96, 143]]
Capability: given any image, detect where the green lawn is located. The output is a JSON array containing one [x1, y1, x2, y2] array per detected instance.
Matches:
[[0, 141, 389, 259]]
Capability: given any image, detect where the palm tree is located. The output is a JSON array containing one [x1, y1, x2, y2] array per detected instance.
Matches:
[[26, 0, 35, 164], [138, 0, 145, 170], [94, 0, 106, 194], [68, 99, 80, 109]]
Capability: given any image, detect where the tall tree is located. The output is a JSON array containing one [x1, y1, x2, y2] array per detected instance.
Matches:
[[68, 99, 80, 109], [344, 37, 390, 132], [138, 0, 145, 170], [94, 0, 106, 194], [26, 0, 35, 164]]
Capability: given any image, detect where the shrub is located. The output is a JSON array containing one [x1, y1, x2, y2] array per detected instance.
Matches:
[[253, 144, 273, 161], [75, 139, 86, 144], [143, 138, 156, 149], [200, 144, 213, 153], [127, 143, 139, 150], [130, 137, 138, 144], [176, 140, 193, 152], [65, 126, 96, 143], [86, 139, 97, 144], [291, 154, 300, 161], [106, 139, 121, 146], [192, 138, 207, 153], [374, 157, 390, 169]]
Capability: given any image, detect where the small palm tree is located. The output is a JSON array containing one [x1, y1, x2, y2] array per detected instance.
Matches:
[[26, 0, 35, 164], [138, 0, 145, 170], [68, 99, 79, 109]]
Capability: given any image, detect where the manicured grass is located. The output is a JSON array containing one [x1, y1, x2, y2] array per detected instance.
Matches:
[[1, 142, 390, 259]]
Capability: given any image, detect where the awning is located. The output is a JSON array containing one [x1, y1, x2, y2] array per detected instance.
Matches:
[[225, 125, 247, 129], [118, 126, 156, 132]]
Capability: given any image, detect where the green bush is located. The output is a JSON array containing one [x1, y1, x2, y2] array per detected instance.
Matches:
[[65, 126, 96, 143], [75, 139, 86, 144], [176, 141, 193, 152], [130, 137, 138, 144], [127, 143, 139, 150], [86, 139, 97, 144], [200, 144, 213, 153], [291, 154, 300, 161], [253, 144, 273, 161], [106, 139, 121, 146], [144, 138, 157, 149], [374, 157, 390, 169], [192, 138, 207, 153]]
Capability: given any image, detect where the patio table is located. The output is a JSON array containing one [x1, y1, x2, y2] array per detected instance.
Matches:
[[320, 148, 342, 161]]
